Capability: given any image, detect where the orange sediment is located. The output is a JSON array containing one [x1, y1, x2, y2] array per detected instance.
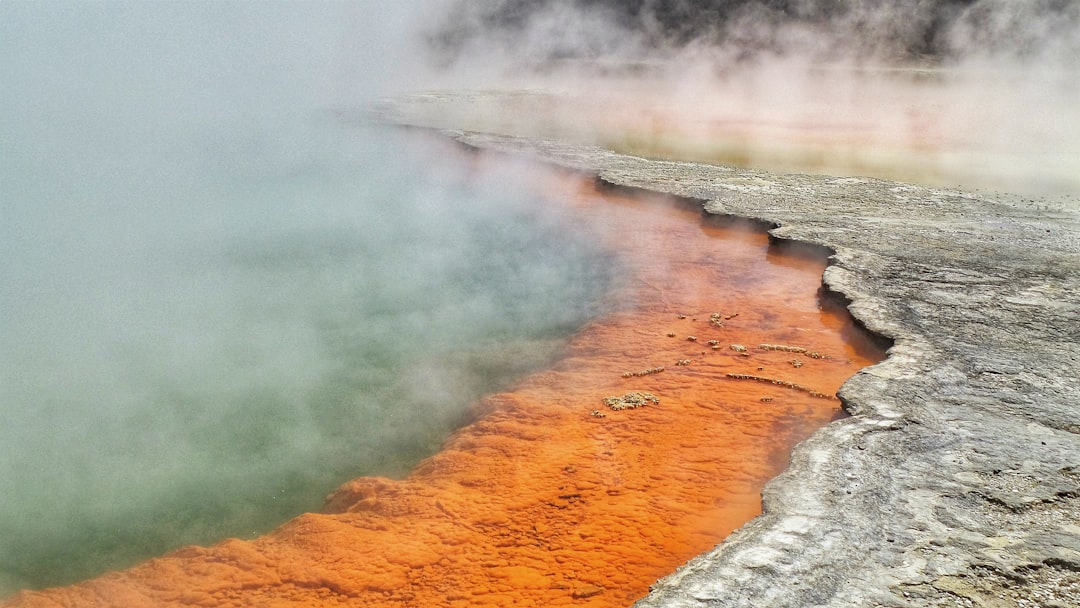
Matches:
[[5, 172, 886, 608]]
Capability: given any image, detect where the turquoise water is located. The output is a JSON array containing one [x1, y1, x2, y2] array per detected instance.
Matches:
[[0, 3, 613, 593]]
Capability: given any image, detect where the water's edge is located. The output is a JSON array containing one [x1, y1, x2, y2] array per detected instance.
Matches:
[[433, 127, 1080, 608], [2, 132, 885, 607]]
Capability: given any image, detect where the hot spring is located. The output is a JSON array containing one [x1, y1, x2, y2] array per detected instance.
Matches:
[[2, 2, 920, 603], [0, 4, 615, 593]]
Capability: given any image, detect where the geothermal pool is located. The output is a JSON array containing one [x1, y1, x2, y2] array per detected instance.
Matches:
[[0, 120, 619, 594], [0, 5, 617, 592], [2, 3, 889, 603], [4, 155, 887, 606]]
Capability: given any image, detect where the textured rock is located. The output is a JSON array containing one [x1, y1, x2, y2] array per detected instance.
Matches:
[[432, 130, 1080, 607]]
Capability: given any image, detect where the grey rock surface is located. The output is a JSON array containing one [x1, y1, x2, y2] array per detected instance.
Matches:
[[429, 130, 1080, 607]]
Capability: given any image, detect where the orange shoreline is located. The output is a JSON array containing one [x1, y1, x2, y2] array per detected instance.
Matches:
[[5, 170, 885, 607]]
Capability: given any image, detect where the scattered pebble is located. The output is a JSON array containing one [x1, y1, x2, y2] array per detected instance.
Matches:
[[759, 343, 807, 353], [622, 366, 665, 378], [602, 391, 660, 410]]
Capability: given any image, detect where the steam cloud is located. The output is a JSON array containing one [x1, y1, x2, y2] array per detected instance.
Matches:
[[0, 1, 612, 594], [433, 0, 1080, 65], [420, 0, 1080, 198]]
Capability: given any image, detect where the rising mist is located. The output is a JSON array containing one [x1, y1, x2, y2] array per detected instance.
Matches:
[[424, 0, 1080, 199], [0, 1, 615, 594], [2, 0, 1077, 598]]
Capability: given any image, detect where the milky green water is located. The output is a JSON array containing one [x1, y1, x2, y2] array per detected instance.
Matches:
[[0, 3, 615, 594]]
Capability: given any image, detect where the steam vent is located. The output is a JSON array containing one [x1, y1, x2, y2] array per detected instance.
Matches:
[[5, 153, 889, 605]]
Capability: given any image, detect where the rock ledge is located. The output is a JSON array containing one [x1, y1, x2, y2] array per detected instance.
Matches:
[[440, 130, 1080, 608]]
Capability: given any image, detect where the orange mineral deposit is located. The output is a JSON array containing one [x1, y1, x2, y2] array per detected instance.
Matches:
[[4, 164, 886, 608]]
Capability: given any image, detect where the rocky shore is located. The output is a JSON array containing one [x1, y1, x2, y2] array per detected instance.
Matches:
[[432, 130, 1080, 607]]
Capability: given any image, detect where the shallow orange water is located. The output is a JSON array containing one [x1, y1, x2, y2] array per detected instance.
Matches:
[[6, 168, 885, 608]]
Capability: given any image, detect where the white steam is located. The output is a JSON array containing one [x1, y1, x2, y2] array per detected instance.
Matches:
[[0, 1, 612, 595], [421, 0, 1080, 199]]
